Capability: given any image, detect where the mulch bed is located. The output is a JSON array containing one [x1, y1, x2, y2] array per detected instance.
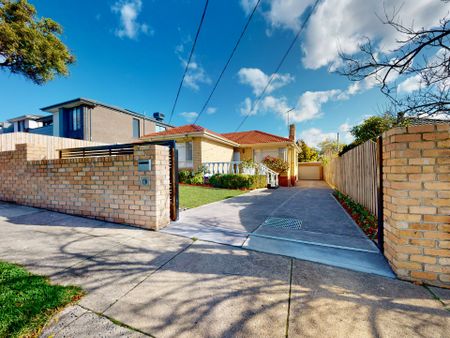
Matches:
[[333, 190, 378, 241]]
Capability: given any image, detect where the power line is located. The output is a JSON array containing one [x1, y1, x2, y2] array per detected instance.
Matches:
[[193, 0, 262, 125], [168, 0, 210, 124], [235, 0, 321, 132]]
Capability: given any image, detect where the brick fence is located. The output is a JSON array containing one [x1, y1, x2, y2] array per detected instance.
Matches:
[[0, 143, 170, 230], [383, 123, 449, 288]]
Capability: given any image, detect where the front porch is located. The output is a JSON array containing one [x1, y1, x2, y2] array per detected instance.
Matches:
[[202, 161, 280, 187]]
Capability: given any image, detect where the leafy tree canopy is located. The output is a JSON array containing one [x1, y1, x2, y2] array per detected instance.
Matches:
[[318, 139, 344, 157], [351, 114, 397, 144], [0, 0, 74, 84], [298, 140, 319, 162]]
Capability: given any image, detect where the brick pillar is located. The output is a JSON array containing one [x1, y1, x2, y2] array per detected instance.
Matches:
[[383, 124, 450, 288], [133, 144, 170, 230]]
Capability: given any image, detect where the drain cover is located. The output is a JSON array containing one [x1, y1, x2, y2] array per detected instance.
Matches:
[[262, 217, 302, 230]]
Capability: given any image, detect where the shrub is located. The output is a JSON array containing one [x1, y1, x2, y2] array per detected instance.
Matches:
[[178, 169, 204, 185], [190, 172, 204, 185], [178, 170, 193, 184], [262, 156, 289, 174], [209, 174, 266, 190]]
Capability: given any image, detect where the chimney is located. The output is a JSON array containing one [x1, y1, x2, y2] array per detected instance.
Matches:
[[289, 124, 296, 141]]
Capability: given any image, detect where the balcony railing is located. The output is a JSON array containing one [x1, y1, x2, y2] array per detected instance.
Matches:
[[202, 161, 279, 188]]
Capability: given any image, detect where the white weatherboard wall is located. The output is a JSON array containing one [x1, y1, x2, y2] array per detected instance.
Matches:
[[0, 133, 104, 159]]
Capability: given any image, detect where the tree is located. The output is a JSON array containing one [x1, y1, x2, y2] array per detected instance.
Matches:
[[339, 2, 450, 118], [350, 114, 397, 144], [298, 140, 319, 162], [318, 139, 344, 158], [0, 0, 75, 84]]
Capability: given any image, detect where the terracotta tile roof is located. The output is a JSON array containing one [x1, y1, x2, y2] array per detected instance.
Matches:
[[142, 124, 293, 145], [142, 124, 226, 139], [221, 130, 292, 144]]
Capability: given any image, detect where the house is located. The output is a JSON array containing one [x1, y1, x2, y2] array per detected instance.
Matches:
[[40, 98, 173, 143], [0, 121, 13, 134], [0, 114, 53, 135], [141, 124, 300, 186]]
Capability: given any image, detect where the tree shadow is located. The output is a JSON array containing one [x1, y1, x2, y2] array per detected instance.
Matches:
[[0, 203, 448, 337]]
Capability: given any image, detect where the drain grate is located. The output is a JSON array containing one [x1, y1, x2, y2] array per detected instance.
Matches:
[[261, 216, 302, 230]]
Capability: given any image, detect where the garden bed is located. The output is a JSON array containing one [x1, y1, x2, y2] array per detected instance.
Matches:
[[333, 190, 378, 241]]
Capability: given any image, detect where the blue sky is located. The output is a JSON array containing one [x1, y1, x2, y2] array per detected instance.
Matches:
[[0, 0, 447, 147]]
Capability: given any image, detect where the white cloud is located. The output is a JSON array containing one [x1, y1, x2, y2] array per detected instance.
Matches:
[[302, 0, 449, 70], [241, 0, 448, 71], [206, 107, 217, 115], [239, 95, 291, 120], [292, 89, 340, 122], [300, 128, 336, 148], [183, 60, 211, 91], [112, 0, 151, 39], [240, 97, 255, 116], [265, 0, 316, 31], [180, 112, 198, 122], [397, 74, 423, 94], [238, 68, 294, 95], [240, 0, 258, 15], [176, 41, 211, 91], [338, 122, 354, 143]]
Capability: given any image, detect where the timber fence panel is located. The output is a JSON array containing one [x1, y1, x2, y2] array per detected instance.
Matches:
[[0, 133, 104, 159], [323, 140, 378, 215]]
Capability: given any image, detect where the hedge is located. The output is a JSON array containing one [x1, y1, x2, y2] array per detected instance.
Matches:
[[209, 174, 266, 190]]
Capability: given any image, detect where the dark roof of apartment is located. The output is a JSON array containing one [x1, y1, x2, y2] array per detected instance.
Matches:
[[40, 98, 173, 127], [7, 114, 45, 123]]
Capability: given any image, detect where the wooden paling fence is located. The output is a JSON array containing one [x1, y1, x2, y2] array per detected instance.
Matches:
[[323, 139, 379, 215], [0, 132, 104, 159]]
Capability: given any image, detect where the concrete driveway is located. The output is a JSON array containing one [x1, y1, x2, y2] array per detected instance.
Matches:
[[163, 181, 394, 277], [0, 201, 449, 337]]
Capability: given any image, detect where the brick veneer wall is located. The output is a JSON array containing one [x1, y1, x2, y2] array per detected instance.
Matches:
[[383, 123, 450, 288], [0, 143, 170, 230]]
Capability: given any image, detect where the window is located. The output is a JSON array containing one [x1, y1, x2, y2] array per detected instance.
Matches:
[[155, 125, 166, 132], [185, 142, 193, 161], [70, 107, 82, 131], [17, 120, 26, 132], [278, 148, 287, 161], [132, 118, 140, 138]]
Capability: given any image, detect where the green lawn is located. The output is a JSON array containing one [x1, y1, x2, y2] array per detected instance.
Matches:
[[179, 184, 246, 209], [0, 261, 83, 338]]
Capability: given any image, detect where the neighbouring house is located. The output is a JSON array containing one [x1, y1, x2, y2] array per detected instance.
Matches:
[[141, 124, 300, 186], [0, 114, 54, 135], [40, 98, 173, 143], [0, 121, 13, 134]]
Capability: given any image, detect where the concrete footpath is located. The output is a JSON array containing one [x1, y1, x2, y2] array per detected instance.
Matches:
[[0, 201, 449, 337]]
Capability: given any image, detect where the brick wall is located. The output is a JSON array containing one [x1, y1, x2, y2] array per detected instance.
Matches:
[[383, 123, 449, 288], [0, 143, 170, 230]]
